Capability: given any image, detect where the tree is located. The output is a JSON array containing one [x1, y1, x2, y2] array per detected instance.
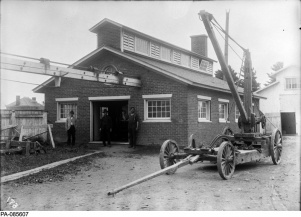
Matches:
[[215, 65, 242, 87], [265, 61, 283, 86], [251, 68, 260, 92]]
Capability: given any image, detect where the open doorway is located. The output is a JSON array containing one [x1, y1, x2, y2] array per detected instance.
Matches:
[[92, 100, 128, 142], [281, 112, 296, 135]]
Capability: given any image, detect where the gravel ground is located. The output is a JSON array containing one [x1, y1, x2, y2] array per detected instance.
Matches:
[[1, 136, 300, 211]]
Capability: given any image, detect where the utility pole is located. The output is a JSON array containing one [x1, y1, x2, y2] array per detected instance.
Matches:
[[224, 10, 230, 80]]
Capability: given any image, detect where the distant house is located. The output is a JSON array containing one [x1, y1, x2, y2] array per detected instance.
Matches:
[[255, 65, 300, 135], [6, 96, 44, 111], [33, 18, 263, 146]]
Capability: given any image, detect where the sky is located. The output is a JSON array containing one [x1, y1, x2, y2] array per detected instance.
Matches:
[[0, 0, 300, 108]]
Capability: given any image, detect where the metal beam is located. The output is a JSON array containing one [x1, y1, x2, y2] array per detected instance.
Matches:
[[0, 56, 141, 87]]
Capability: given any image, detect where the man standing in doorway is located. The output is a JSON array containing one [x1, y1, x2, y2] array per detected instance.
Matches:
[[100, 109, 112, 147], [66, 110, 77, 147], [128, 107, 139, 149]]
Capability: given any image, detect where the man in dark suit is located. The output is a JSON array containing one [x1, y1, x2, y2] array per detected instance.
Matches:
[[65, 110, 77, 146], [100, 109, 112, 147]]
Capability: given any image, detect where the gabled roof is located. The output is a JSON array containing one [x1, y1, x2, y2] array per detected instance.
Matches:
[[6, 97, 44, 110], [89, 18, 216, 63], [271, 65, 300, 78], [254, 81, 280, 94], [33, 46, 264, 99]]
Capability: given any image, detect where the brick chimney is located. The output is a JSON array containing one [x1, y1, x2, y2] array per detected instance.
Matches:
[[16, 96, 20, 106], [190, 34, 208, 57]]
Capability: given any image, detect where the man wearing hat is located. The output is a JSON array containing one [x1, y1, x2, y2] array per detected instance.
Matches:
[[66, 110, 77, 146], [100, 109, 112, 147]]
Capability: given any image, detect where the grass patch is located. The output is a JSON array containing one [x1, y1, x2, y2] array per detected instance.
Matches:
[[0, 144, 97, 177]]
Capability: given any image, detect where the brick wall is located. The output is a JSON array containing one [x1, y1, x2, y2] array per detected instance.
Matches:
[[97, 24, 120, 50], [44, 52, 188, 146]]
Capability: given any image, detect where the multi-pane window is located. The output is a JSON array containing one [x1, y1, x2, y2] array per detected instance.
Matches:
[[147, 100, 171, 119], [143, 94, 172, 121], [200, 60, 209, 71], [135, 37, 149, 55], [218, 99, 229, 122], [198, 100, 210, 121], [286, 78, 300, 89], [56, 98, 78, 121]]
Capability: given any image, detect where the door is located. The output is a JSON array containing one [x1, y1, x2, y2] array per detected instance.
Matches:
[[281, 112, 296, 135], [92, 100, 128, 141]]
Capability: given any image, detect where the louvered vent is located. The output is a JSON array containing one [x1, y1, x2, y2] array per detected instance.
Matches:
[[200, 59, 209, 72], [191, 56, 199, 69], [150, 42, 160, 59], [123, 32, 135, 51], [173, 51, 181, 65]]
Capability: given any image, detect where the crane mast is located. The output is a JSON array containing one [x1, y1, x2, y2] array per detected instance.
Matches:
[[198, 10, 261, 133]]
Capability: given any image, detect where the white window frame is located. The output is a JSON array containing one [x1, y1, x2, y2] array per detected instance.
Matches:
[[218, 98, 229, 123], [142, 94, 172, 122], [285, 77, 300, 90], [55, 97, 78, 123], [197, 95, 211, 122], [235, 105, 240, 123]]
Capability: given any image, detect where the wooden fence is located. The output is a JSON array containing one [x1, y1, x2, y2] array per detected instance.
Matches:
[[264, 112, 281, 134], [0, 110, 48, 141]]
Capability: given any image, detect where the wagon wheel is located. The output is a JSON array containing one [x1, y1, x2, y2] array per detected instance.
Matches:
[[270, 129, 282, 165], [159, 140, 179, 175], [217, 141, 236, 180]]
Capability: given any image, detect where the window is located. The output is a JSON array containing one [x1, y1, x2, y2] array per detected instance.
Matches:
[[56, 98, 78, 122], [200, 59, 209, 71], [197, 95, 211, 122], [285, 78, 300, 89], [218, 99, 229, 122], [135, 37, 149, 55], [235, 105, 240, 122], [181, 53, 190, 67], [143, 94, 172, 122], [161, 46, 171, 62]]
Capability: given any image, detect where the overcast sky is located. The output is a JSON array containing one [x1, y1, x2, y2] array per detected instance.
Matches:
[[1, 1, 299, 108]]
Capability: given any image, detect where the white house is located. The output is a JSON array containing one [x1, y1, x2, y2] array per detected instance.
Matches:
[[255, 65, 300, 135]]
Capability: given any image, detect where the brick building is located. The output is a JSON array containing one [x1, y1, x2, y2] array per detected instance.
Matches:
[[34, 19, 262, 146]]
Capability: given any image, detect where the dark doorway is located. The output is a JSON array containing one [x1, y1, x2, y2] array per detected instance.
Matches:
[[92, 101, 128, 142], [281, 112, 296, 135]]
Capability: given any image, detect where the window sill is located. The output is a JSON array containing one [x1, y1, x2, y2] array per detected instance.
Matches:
[[219, 120, 230, 123], [55, 120, 66, 123], [198, 120, 212, 123], [143, 120, 172, 123]]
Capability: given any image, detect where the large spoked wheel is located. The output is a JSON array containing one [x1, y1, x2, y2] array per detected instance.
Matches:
[[270, 128, 282, 165], [159, 140, 179, 175], [217, 141, 236, 180]]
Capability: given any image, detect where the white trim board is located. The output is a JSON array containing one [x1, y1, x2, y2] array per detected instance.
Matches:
[[88, 96, 131, 101]]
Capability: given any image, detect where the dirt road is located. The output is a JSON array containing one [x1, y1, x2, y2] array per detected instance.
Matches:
[[1, 136, 300, 211]]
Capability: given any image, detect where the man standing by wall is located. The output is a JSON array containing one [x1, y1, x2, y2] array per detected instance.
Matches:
[[66, 110, 77, 147], [128, 107, 139, 149], [100, 109, 112, 147]]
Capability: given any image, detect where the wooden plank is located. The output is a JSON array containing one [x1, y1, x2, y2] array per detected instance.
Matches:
[[48, 124, 55, 148], [0, 124, 18, 131], [22, 124, 53, 129], [1, 151, 103, 183], [1, 57, 141, 87], [19, 126, 24, 141]]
